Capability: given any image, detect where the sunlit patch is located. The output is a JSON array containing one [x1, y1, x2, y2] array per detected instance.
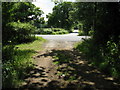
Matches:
[[91, 69, 101, 73], [85, 69, 101, 74], [82, 81, 95, 85], [88, 64, 92, 66], [104, 77, 114, 81], [113, 82, 120, 85], [79, 61, 85, 64], [85, 71, 90, 74]]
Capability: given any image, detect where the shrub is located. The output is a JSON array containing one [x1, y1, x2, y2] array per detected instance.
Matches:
[[78, 30, 85, 36], [6, 22, 36, 44], [75, 38, 120, 78], [34, 28, 68, 35], [88, 30, 94, 36], [78, 29, 94, 36], [34, 28, 44, 34], [102, 40, 120, 77]]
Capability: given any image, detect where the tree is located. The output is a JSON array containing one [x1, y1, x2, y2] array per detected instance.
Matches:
[[47, 2, 74, 32], [2, 2, 44, 45], [94, 3, 120, 45], [71, 2, 95, 35]]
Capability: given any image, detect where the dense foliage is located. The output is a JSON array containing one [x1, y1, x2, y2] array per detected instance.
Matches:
[[2, 2, 44, 45], [4, 22, 36, 44], [74, 2, 120, 78], [76, 38, 120, 78], [47, 2, 74, 32]]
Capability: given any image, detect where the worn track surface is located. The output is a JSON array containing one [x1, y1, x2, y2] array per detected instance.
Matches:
[[20, 40, 120, 90]]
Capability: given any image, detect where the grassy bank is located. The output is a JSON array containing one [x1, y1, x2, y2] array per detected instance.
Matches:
[[2, 37, 46, 88]]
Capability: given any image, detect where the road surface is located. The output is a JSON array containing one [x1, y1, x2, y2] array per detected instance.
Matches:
[[36, 30, 90, 42]]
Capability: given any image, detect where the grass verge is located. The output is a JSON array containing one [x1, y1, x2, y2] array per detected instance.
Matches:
[[2, 36, 46, 88], [16, 36, 46, 51]]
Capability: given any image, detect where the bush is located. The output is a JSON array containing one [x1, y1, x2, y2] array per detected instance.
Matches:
[[34, 28, 43, 34], [75, 38, 120, 78], [78, 30, 85, 36], [78, 29, 94, 36], [34, 28, 68, 35], [88, 30, 94, 36], [5, 22, 36, 44], [102, 40, 120, 78]]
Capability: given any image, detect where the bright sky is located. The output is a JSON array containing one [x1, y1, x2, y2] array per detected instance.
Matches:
[[32, 0, 55, 21]]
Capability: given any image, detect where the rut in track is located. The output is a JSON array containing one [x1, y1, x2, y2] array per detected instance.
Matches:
[[20, 40, 120, 89]]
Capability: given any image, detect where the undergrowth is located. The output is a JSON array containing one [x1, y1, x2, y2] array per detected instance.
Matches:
[[75, 38, 120, 79], [2, 37, 45, 88]]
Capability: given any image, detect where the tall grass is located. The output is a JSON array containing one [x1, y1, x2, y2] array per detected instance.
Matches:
[[2, 37, 46, 88]]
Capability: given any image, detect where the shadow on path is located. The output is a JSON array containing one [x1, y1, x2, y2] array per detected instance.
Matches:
[[20, 49, 120, 90]]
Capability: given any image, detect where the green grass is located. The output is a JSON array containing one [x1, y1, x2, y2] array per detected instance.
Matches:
[[16, 36, 46, 51], [2, 36, 46, 88], [3, 49, 35, 88]]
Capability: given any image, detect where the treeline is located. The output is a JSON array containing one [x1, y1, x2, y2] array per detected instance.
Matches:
[[47, 2, 74, 32], [47, 2, 96, 34]]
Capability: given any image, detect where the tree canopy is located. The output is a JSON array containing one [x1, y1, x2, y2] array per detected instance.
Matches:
[[47, 2, 74, 32], [2, 2, 45, 45]]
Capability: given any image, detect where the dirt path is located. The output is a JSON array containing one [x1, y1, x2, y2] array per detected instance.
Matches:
[[20, 40, 120, 89]]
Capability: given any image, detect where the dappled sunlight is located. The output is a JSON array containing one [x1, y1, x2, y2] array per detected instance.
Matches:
[[104, 77, 114, 81], [20, 48, 120, 89], [82, 81, 95, 86]]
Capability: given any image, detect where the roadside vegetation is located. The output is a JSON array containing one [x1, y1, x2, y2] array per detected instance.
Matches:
[[72, 2, 120, 80], [78, 29, 94, 36], [34, 28, 68, 35], [2, 2, 46, 88], [2, 37, 46, 88], [75, 38, 120, 79]]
